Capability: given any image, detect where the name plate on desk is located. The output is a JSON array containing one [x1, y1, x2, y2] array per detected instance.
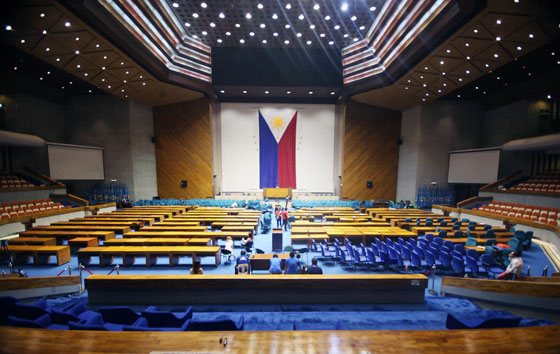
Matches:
[[263, 188, 292, 198]]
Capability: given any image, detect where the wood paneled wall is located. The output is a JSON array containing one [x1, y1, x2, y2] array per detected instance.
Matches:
[[154, 98, 213, 199], [342, 100, 401, 201]]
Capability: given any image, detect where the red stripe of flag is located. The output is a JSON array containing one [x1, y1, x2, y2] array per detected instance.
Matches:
[[278, 112, 297, 188]]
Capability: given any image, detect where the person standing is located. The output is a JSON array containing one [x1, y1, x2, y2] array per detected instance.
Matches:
[[282, 208, 289, 231], [275, 207, 281, 228]]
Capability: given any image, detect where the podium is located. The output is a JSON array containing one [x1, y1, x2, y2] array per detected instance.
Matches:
[[263, 188, 292, 199], [272, 228, 283, 251]]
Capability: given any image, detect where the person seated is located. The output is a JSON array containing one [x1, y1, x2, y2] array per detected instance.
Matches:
[[306, 258, 323, 274], [498, 251, 524, 280], [284, 251, 300, 274], [224, 236, 236, 260], [190, 260, 203, 275], [241, 236, 253, 252], [235, 250, 250, 274], [296, 253, 306, 274], [268, 254, 283, 274]]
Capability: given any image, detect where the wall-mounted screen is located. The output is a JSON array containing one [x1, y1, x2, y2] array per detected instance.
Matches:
[[47, 143, 104, 180]]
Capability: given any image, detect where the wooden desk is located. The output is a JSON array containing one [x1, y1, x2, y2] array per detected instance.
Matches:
[[222, 225, 255, 237], [19, 230, 115, 243], [8, 237, 56, 246], [83, 216, 156, 226], [249, 253, 291, 272], [443, 237, 511, 245], [32, 225, 131, 234], [54, 221, 144, 230], [2, 325, 560, 353], [139, 226, 207, 232], [8, 245, 70, 265], [68, 237, 98, 248], [78, 246, 221, 267], [263, 187, 292, 198], [122, 231, 249, 245], [85, 274, 428, 305]]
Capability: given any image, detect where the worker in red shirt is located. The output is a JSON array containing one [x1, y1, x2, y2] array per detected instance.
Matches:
[[281, 208, 289, 231]]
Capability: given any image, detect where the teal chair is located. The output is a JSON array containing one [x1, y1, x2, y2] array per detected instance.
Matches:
[[523, 231, 533, 250], [465, 237, 477, 247]]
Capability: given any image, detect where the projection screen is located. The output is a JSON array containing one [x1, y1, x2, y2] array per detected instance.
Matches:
[[47, 143, 104, 180], [448, 148, 501, 184]]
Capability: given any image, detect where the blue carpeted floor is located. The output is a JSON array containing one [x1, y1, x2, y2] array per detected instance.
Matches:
[[4, 211, 558, 330]]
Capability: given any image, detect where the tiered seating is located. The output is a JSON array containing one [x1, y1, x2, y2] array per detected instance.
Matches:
[[474, 201, 560, 226], [292, 200, 366, 208], [507, 171, 560, 195], [0, 199, 70, 219], [0, 174, 37, 189]]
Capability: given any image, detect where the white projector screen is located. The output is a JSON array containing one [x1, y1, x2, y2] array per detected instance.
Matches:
[[448, 148, 501, 184], [47, 143, 104, 180]]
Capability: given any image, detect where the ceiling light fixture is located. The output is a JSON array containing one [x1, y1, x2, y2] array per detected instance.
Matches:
[[273, 32, 278, 36], [185, 22, 190, 27], [370, 6, 376, 11], [329, 41, 334, 45], [296, 33, 302, 37], [264, 91, 269, 94], [262, 39, 267, 44], [201, 2, 207, 8], [334, 25, 340, 30], [260, 23, 266, 28], [272, 13, 278, 19], [210, 22, 215, 27], [341, 3, 348, 11], [240, 39, 245, 44], [64, 22, 71, 27], [529, 33, 534, 38], [299, 14, 304, 20], [308, 91, 313, 94], [42, 30, 47, 35], [314, 4, 320, 10], [284, 40, 290, 44], [172, 2, 179, 8], [249, 32, 255, 36], [287, 91, 291, 94], [40, 13, 45, 17], [496, 36, 501, 41], [325, 15, 331, 21], [285, 24, 290, 29], [245, 13, 252, 19], [257, 3, 264, 9], [243, 90, 247, 94], [310, 24, 316, 29], [351, 16, 357, 21], [285, 3, 291, 9], [496, 19, 502, 24], [193, 13, 198, 18], [20, 39, 25, 44], [219, 12, 225, 19], [517, 46, 522, 51], [306, 40, 312, 45]]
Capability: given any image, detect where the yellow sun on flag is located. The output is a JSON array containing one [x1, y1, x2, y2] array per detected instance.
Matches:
[[270, 114, 286, 131]]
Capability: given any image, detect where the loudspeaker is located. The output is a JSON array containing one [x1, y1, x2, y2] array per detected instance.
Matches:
[[397, 138, 403, 145], [151, 137, 157, 143], [181, 180, 188, 188], [366, 181, 373, 188]]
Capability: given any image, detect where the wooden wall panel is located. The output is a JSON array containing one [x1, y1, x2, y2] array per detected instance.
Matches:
[[342, 100, 401, 201], [154, 98, 213, 199]]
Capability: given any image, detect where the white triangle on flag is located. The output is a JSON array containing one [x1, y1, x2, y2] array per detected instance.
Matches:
[[261, 109, 297, 143]]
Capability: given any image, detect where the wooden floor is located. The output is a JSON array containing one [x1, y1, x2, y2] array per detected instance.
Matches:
[[1, 325, 559, 353]]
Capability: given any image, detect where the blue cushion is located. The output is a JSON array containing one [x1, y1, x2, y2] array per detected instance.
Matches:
[[446, 313, 522, 329], [187, 316, 244, 331], [98, 306, 141, 325]]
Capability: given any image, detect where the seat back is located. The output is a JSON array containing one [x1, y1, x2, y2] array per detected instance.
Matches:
[[236, 264, 249, 274]]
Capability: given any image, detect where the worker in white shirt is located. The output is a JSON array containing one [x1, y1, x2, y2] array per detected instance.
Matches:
[[498, 251, 524, 280]]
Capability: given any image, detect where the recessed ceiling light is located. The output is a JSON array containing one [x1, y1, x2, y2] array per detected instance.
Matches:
[[101, 78, 105, 82], [310, 24, 316, 29], [260, 23, 266, 28], [473, 29, 478, 33], [95, 44, 100, 48], [120, 62, 124, 65], [56, 58, 60, 62], [440, 61, 444, 65], [443, 83, 447, 87], [217, 38, 222, 43], [308, 91, 313, 94], [425, 93, 429, 96], [185, 22, 191, 27], [249, 32, 255, 36], [313, 4, 320, 10], [193, 34, 198, 38], [517, 46, 522, 51], [370, 6, 376, 11], [172, 2, 179, 8], [193, 13, 198, 18], [245, 13, 252, 19], [39, 77, 43, 81], [264, 91, 269, 94], [226, 31, 231, 36], [329, 41, 334, 45], [465, 70, 470, 74], [298, 14, 304, 20], [76, 64, 80, 68], [320, 33, 326, 38], [240, 39, 245, 44], [285, 24, 290, 29], [64, 22, 71, 27], [442, 72, 446, 75], [89, 90, 92, 93], [420, 75, 424, 79], [262, 39, 267, 44], [422, 83, 427, 87], [219, 90, 225, 94], [351, 16, 357, 21], [407, 79, 411, 82], [243, 90, 247, 94], [405, 87, 408, 90], [273, 32, 278, 36], [210, 22, 215, 27], [285, 3, 291, 9], [457, 94, 461, 98], [45, 47, 50, 51], [47, 71, 50, 75], [514, 0, 519, 3], [103, 55, 108, 59], [219, 12, 225, 19], [20, 39, 25, 44], [201, 2, 207, 8], [84, 73, 88, 77], [466, 56, 470, 60], [343, 34, 349, 38], [102, 66, 106, 70], [296, 33, 302, 37], [496, 36, 501, 41], [496, 19, 502, 24], [272, 13, 278, 19], [325, 15, 331, 21], [438, 89, 441, 93], [13, 66, 17, 70], [284, 40, 290, 44], [353, 37, 358, 42], [359, 26, 365, 30], [341, 3, 348, 11], [465, 42, 469, 47], [306, 40, 312, 45], [40, 13, 45, 17], [334, 25, 340, 30], [529, 33, 534, 38], [424, 66, 428, 70], [547, 94, 552, 99], [458, 78, 463, 82], [497, 76, 500, 80], [493, 53, 499, 58], [257, 3, 264, 9], [202, 31, 207, 35], [287, 91, 291, 94]]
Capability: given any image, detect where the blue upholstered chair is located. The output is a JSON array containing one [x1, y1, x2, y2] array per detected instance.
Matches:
[[446, 312, 522, 329], [187, 316, 244, 331], [9, 314, 68, 330], [141, 306, 193, 327]]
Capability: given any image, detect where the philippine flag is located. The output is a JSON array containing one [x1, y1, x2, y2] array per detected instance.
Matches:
[[259, 109, 297, 189]]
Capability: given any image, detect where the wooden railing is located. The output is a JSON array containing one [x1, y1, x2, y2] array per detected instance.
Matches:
[[456, 196, 493, 208]]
